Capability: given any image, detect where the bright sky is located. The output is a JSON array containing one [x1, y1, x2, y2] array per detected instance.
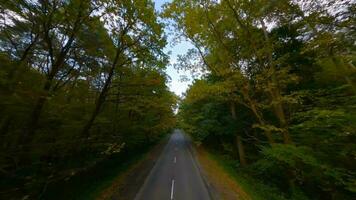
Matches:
[[154, 0, 194, 97]]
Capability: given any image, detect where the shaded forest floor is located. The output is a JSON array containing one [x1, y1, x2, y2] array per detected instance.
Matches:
[[40, 137, 168, 200], [97, 136, 169, 200]]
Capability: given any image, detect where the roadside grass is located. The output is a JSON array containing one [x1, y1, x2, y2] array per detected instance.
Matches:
[[206, 150, 288, 200]]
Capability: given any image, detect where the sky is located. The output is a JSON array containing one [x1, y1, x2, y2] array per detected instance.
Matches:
[[153, 0, 194, 96]]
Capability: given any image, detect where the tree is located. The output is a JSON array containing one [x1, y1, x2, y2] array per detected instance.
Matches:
[[81, 0, 168, 137]]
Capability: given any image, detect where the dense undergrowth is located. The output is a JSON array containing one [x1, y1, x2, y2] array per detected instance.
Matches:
[[42, 137, 161, 200], [206, 149, 288, 200]]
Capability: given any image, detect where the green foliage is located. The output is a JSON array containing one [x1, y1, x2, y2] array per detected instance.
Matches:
[[0, 0, 176, 199], [208, 150, 289, 200], [169, 0, 356, 199], [260, 145, 318, 168]]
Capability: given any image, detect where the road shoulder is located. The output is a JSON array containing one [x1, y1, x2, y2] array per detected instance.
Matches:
[[195, 146, 252, 200]]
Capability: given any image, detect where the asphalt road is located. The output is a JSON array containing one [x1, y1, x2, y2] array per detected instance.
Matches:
[[135, 129, 211, 200]]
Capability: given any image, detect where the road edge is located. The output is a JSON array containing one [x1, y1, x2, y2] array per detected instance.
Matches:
[[183, 133, 221, 200], [133, 135, 172, 200]]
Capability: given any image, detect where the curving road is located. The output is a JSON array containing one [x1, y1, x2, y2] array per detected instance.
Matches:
[[135, 129, 211, 200]]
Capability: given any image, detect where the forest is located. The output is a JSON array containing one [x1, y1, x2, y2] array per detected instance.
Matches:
[[166, 0, 356, 199], [0, 0, 355, 200], [0, 0, 176, 199]]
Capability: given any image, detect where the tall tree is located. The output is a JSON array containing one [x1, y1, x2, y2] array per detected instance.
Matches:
[[81, 0, 168, 137]]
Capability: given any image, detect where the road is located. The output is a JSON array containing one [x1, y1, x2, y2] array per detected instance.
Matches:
[[135, 129, 211, 200]]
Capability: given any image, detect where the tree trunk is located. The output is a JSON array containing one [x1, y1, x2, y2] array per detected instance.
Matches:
[[81, 99, 103, 138], [0, 116, 11, 136], [236, 135, 247, 167], [260, 19, 292, 145], [81, 44, 125, 137], [22, 75, 54, 144], [251, 103, 275, 144], [81, 63, 116, 138], [241, 88, 275, 144], [272, 97, 292, 144], [230, 102, 247, 167]]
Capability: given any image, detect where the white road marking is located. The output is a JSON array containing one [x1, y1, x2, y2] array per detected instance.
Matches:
[[174, 156, 176, 163], [170, 179, 175, 200]]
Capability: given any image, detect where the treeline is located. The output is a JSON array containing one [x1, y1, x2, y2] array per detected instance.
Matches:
[[0, 0, 176, 199], [164, 0, 355, 199]]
